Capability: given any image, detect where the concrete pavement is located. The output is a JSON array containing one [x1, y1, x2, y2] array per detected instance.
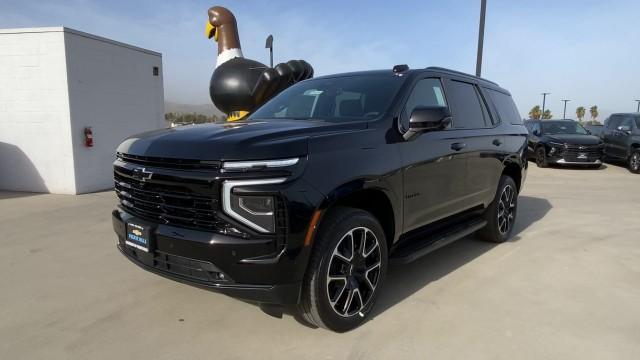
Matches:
[[1, 163, 639, 359]]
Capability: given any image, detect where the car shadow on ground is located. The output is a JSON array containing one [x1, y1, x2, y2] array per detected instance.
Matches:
[[267, 196, 552, 328], [371, 195, 551, 319]]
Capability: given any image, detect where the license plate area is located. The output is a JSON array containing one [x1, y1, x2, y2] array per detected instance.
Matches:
[[126, 222, 151, 252]]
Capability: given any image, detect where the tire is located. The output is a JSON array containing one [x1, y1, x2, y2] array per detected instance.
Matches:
[[629, 150, 640, 174], [535, 146, 548, 168], [477, 176, 518, 243], [298, 207, 388, 332]]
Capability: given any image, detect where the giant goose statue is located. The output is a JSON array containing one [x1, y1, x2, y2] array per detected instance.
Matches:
[[205, 6, 314, 121]]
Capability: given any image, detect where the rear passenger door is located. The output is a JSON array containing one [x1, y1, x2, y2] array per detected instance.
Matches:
[[442, 78, 504, 209]]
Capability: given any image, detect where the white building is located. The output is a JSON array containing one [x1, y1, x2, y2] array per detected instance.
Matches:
[[0, 27, 164, 194]]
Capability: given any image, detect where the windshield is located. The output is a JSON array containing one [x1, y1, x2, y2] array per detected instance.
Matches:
[[249, 74, 405, 122], [541, 121, 589, 135]]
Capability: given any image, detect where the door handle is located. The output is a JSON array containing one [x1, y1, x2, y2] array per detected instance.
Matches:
[[451, 142, 466, 151], [492, 139, 503, 146]]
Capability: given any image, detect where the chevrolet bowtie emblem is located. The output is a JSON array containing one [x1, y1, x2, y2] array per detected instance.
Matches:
[[132, 167, 153, 181], [132, 229, 143, 236]]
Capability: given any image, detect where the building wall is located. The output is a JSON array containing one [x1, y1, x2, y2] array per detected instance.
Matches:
[[63, 29, 164, 194], [0, 28, 76, 193], [0, 27, 164, 194]]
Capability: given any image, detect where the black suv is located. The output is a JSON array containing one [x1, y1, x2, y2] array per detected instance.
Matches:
[[602, 113, 640, 173], [524, 119, 604, 168], [112, 66, 528, 331]]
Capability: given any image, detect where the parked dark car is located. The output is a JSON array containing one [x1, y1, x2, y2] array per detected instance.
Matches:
[[112, 66, 528, 332], [584, 123, 604, 137], [602, 113, 640, 173], [524, 119, 604, 168]]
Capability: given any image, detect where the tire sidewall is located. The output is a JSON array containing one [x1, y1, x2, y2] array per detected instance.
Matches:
[[536, 147, 547, 168], [483, 176, 518, 243], [310, 209, 388, 332], [629, 150, 640, 173]]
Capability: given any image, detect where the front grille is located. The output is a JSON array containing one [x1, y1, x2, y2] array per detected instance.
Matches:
[[116, 153, 220, 170], [562, 144, 603, 162], [114, 164, 248, 237]]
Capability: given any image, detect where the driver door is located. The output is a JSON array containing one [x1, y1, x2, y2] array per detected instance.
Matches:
[[399, 78, 467, 232]]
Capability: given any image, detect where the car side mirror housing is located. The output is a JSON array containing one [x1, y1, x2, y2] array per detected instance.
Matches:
[[532, 130, 540, 136], [617, 125, 631, 133], [403, 106, 452, 140]]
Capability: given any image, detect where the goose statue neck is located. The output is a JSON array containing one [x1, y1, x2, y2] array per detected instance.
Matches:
[[216, 48, 244, 68]]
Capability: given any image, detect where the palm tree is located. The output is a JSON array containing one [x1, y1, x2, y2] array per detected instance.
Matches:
[[528, 105, 542, 119], [542, 109, 553, 119], [589, 106, 599, 121], [576, 106, 586, 122]]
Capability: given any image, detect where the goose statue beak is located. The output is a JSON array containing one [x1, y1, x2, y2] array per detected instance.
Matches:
[[205, 22, 218, 41]]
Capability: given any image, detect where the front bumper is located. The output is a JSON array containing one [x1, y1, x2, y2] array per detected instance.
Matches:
[[554, 158, 602, 165], [112, 209, 303, 304]]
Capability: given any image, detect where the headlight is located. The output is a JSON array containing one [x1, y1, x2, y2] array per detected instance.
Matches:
[[548, 142, 565, 155], [222, 178, 286, 233], [222, 158, 299, 171]]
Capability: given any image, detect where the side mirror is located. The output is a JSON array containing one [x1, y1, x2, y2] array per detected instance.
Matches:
[[403, 106, 451, 140], [532, 129, 540, 137], [617, 125, 631, 133]]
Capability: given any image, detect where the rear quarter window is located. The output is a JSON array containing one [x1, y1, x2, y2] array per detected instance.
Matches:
[[487, 89, 523, 125]]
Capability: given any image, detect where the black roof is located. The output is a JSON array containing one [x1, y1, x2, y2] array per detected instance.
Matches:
[[313, 66, 502, 90], [610, 112, 640, 116]]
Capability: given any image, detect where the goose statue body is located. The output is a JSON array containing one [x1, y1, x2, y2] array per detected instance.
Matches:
[[205, 6, 314, 121]]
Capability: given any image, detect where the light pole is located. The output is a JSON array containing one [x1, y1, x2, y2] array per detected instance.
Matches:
[[561, 99, 570, 119], [636, 99, 640, 113], [265, 34, 273, 68], [541, 92, 550, 119], [475, 0, 487, 77]]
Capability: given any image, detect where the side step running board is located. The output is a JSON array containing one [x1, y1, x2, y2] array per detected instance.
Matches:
[[390, 218, 487, 265]]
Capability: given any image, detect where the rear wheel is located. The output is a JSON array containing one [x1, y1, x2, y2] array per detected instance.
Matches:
[[629, 150, 640, 173], [535, 147, 548, 168], [299, 207, 387, 332], [477, 176, 518, 243]]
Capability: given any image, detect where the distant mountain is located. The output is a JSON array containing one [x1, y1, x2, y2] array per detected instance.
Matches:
[[164, 101, 225, 117]]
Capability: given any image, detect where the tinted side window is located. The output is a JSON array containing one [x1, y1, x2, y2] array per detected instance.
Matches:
[[620, 116, 634, 128], [487, 89, 523, 125], [607, 116, 622, 129], [401, 78, 447, 132], [532, 122, 541, 134], [446, 80, 487, 129], [635, 117, 640, 129]]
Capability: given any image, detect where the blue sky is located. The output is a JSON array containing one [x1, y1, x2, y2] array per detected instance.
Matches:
[[2, 0, 639, 119]]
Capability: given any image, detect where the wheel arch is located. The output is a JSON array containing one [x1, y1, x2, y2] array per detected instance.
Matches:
[[319, 182, 399, 249], [501, 161, 523, 192]]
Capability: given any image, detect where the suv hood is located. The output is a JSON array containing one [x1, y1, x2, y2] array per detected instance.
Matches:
[[545, 134, 602, 145], [117, 119, 366, 161]]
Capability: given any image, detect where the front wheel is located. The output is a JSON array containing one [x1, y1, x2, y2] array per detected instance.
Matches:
[[299, 207, 387, 332], [535, 147, 548, 168], [477, 176, 518, 243], [629, 150, 640, 173]]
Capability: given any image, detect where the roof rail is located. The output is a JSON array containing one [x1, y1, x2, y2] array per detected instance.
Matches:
[[425, 66, 499, 86]]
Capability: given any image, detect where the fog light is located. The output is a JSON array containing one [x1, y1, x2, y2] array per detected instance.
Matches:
[[239, 196, 273, 215]]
